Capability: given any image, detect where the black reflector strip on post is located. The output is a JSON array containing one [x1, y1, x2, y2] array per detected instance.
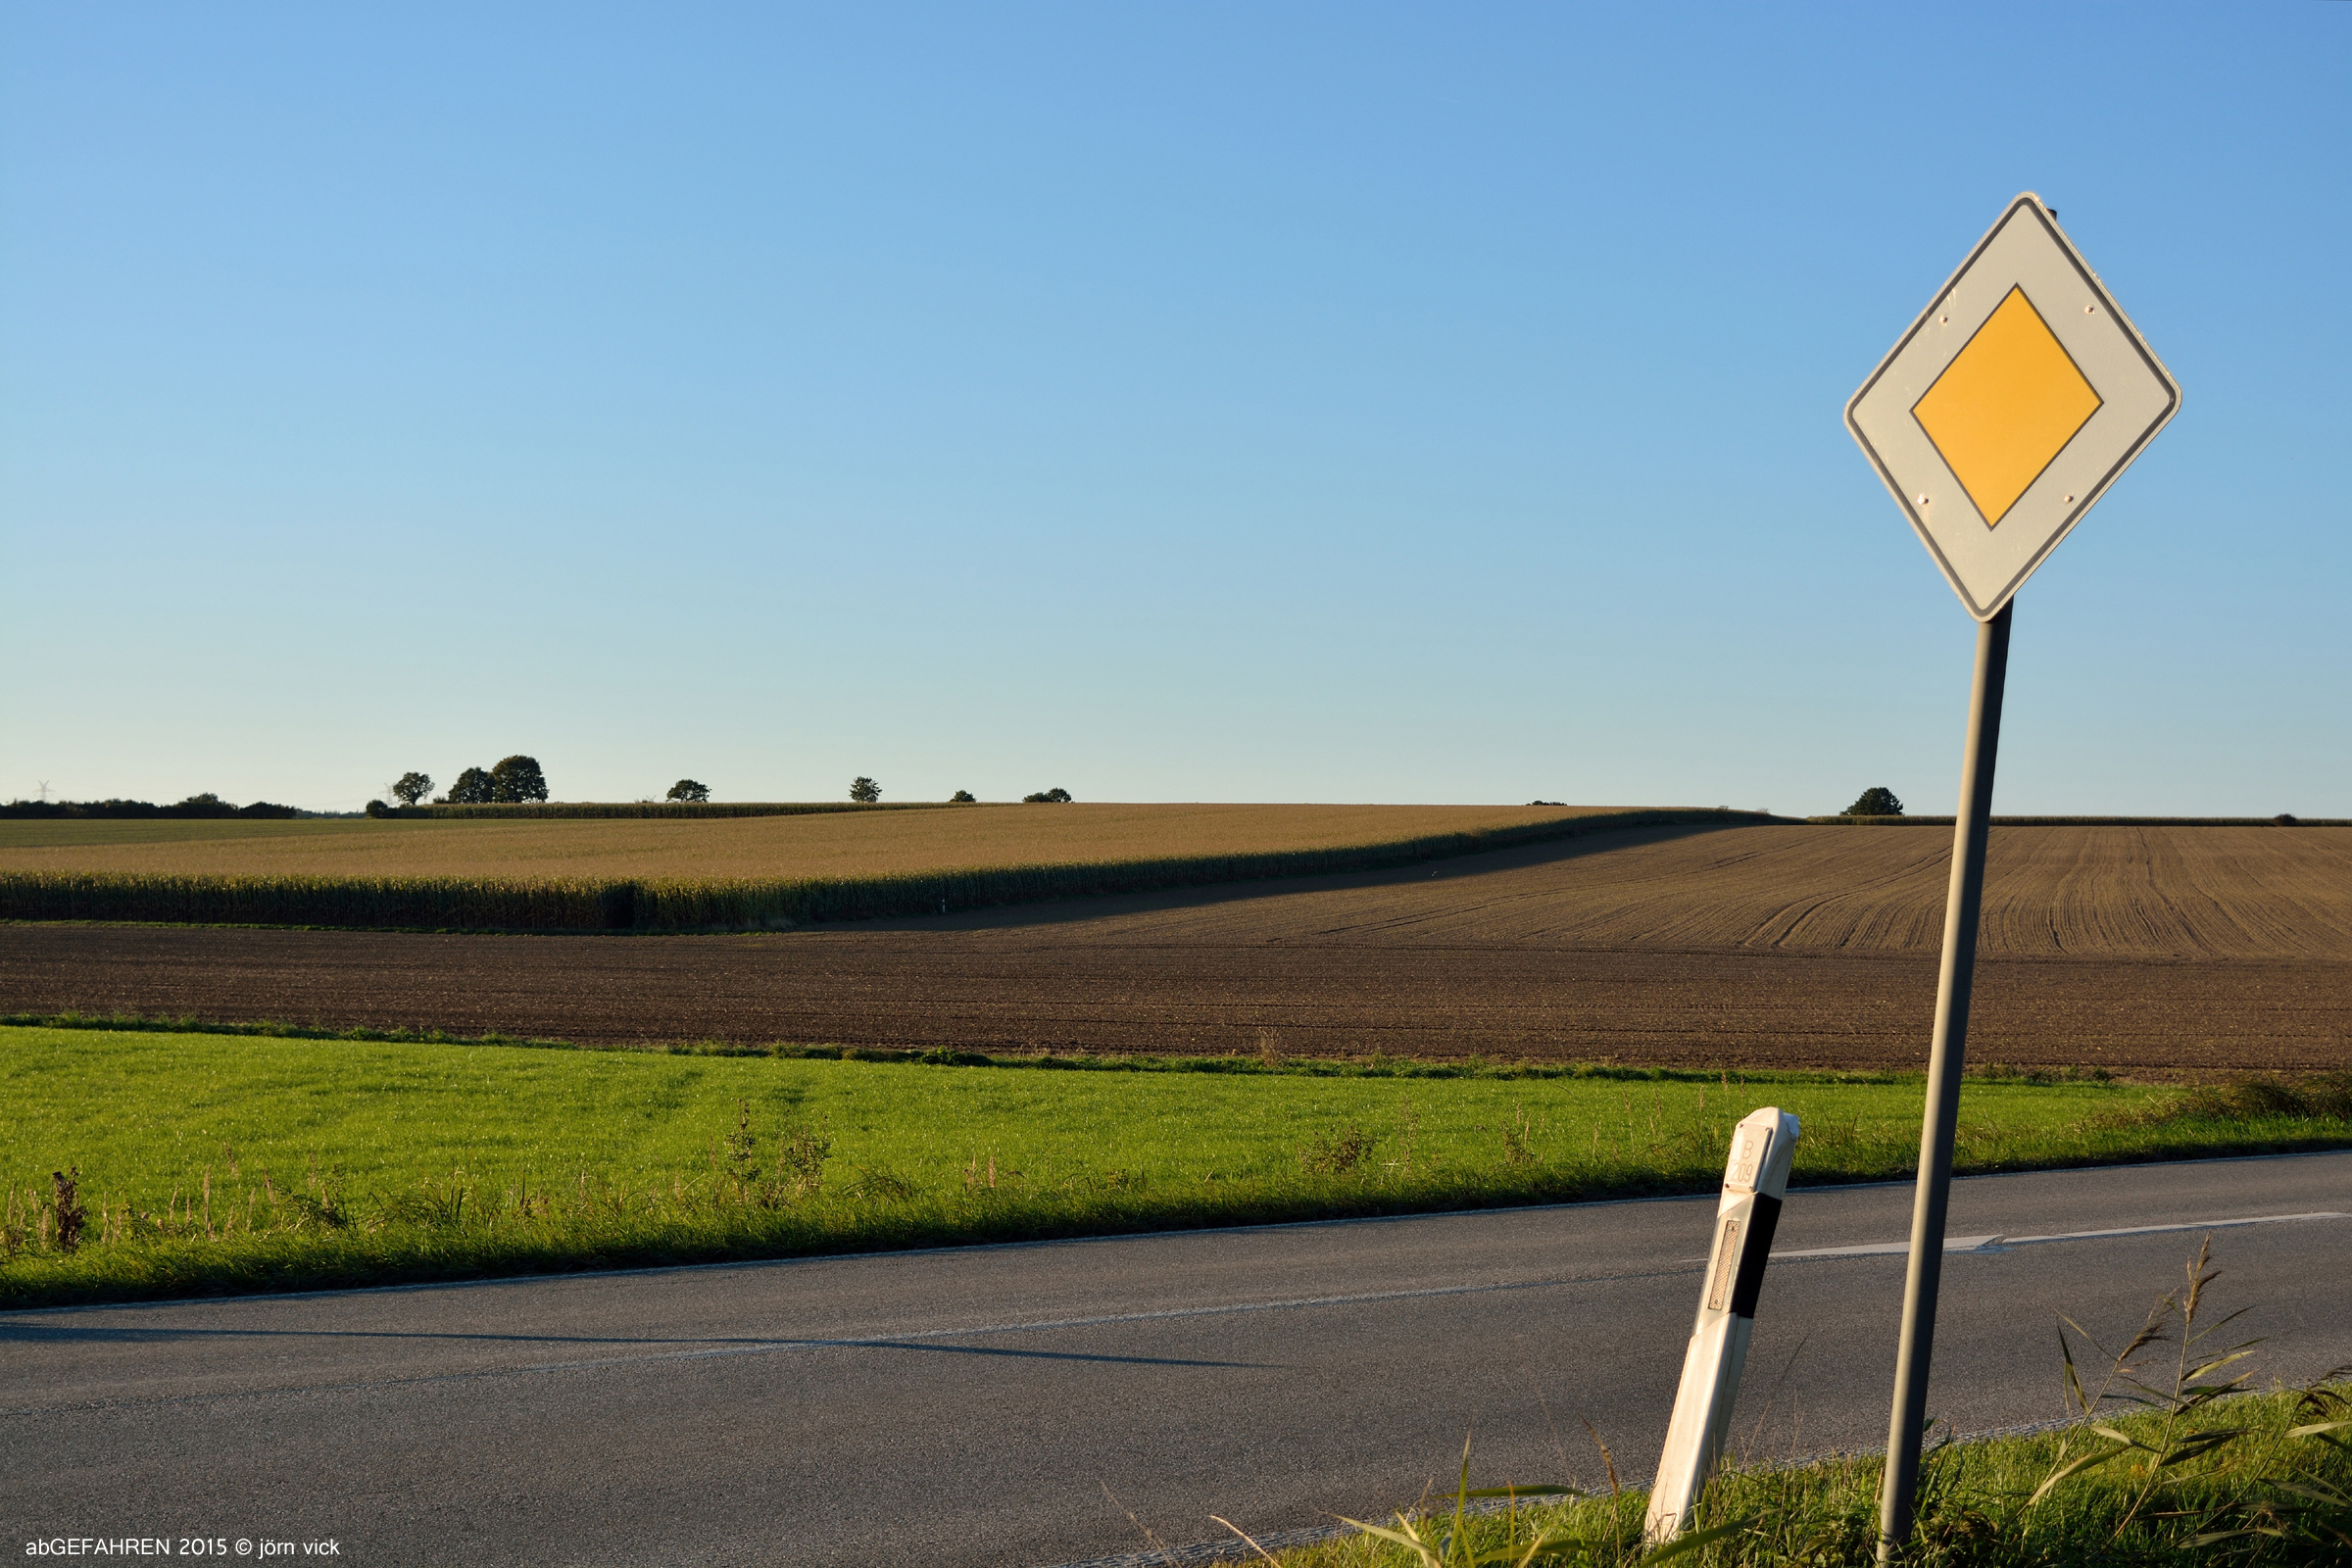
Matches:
[[1728, 1193, 1782, 1318], [1704, 1216, 1742, 1312]]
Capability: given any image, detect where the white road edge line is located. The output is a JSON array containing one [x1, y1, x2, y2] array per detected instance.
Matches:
[[1772, 1210, 2352, 1261], [1773, 1233, 2004, 1260]]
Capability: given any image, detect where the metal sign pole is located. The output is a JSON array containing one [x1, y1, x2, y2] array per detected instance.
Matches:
[[1875, 601, 2012, 1561]]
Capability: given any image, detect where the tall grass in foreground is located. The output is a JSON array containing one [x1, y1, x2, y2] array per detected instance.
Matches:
[[1228, 1243, 2352, 1567], [1232, 1388, 2351, 1567]]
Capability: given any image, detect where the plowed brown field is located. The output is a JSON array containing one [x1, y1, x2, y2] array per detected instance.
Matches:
[[5, 824, 2346, 1076]]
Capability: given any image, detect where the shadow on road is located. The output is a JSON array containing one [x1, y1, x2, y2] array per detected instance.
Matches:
[[0, 1319, 1271, 1370]]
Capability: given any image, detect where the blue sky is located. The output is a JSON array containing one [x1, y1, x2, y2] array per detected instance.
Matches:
[[3, 4, 2345, 813]]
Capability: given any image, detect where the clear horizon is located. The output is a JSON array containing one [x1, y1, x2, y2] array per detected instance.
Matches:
[[4, 4, 2345, 817]]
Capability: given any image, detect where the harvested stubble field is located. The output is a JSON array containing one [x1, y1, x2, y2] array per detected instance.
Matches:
[[5, 822, 2347, 1076]]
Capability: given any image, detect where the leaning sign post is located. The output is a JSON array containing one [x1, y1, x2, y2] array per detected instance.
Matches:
[[1644, 1106, 1800, 1544], [1843, 193, 2180, 1560]]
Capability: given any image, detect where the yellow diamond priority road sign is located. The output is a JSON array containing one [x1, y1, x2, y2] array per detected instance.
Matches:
[[1845, 194, 2180, 619]]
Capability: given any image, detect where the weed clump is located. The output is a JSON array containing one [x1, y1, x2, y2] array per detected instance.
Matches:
[[1498, 1103, 1543, 1166], [1299, 1125, 1375, 1175], [778, 1120, 833, 1194], [713, 1099, 833, 1207], [2115, 1073, 2352, 1130], [49, 1168, 84, 1254]]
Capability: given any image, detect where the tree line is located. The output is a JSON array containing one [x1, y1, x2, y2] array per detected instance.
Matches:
[[0, 793, 304, 820], [357, 762, 1080, 813], [370, 756, 548, 814], [855, 777, 1070, 805]]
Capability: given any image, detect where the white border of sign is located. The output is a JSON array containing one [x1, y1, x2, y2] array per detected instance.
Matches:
[[1844, 193, 2181, 621]]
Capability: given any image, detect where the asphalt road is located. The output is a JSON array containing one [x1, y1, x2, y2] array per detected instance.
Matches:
[[7, 1152, 2349, 1567]]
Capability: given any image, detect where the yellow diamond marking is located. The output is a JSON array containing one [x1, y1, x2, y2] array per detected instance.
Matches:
[[1913, 286, 2101, 527]]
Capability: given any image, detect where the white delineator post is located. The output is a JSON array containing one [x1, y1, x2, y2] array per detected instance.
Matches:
[[1643, 1106, 1801, 1544]]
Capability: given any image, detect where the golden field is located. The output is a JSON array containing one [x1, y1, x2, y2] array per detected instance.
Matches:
[[0, 803, 1626, 881]]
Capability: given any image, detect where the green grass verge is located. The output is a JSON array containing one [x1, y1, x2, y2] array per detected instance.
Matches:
[[6, 1026, 2350, 1309], [1248, 1382, 2352, 1565], [0, 808, 1763, 932]]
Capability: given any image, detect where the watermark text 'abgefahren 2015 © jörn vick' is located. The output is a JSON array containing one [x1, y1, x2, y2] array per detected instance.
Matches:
[[24, 1540, 342, 1559]]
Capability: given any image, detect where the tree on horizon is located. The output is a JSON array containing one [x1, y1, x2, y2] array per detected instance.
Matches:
[[1843, 786, 1903, 816], [445, 767, 495, 805], [490, 756, 549, 804]]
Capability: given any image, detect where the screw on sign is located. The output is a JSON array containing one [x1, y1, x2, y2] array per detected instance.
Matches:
[[1843, 193, 2180, 1562], [1643, 1106, 1800, 1544]]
